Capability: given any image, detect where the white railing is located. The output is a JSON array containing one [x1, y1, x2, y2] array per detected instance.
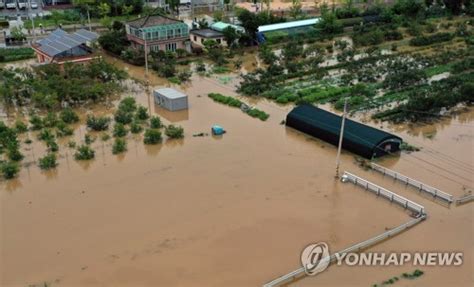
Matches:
[[370, 163, 453, 203], [263, 214, 427, 287], [456, 194, 474, 205], [342, 171, 426, 215]]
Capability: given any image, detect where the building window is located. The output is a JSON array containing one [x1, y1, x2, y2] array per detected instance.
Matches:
[[193, 35, 197, 41], [165, 42, 177, 52]]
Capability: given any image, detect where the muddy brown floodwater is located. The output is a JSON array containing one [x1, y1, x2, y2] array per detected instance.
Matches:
[[1, 58, 473, 287]]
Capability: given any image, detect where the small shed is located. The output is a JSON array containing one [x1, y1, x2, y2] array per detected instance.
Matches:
[[153, 88, 188, 111], [286, 104, 402, 159]]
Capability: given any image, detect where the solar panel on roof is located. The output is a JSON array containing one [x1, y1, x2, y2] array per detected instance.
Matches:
[[74, 29, 99, 41], [36, 28, 98, 57]]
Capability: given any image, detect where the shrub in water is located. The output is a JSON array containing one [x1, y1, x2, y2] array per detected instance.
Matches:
[[56, 121, 74, 137], [143, 129, 162, 145], [29, 115, 43, 130], [135, 106, 149, 120], [112, 138, 127, 154], [38, 153, 58, 170], [74, 145, 95, 160], [114, 109, 134, 125], [14, 120, 28, 133], [164, 125, 184, 139], [86, 115, 110, 131], [84, 134, 95, 145], [101, 133, 111, 141], [37, 129, 55, 141], [6, 144, 24, 161], [0, 161, 20, 179], [113, 123, 128, 137], [118, 97, 137, 113], [150, 116, 162, 129], [130, 121, 143, 134], [46, 139, 59, 152], [43, 112, 58, 128], [60, 108, 80, 124]]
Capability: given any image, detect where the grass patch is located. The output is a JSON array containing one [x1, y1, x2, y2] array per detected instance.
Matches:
[[0, 48, 35, 62]]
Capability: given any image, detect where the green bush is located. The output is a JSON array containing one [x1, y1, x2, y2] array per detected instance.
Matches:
[[43, 112, 58, 128], [114, 109, 134, 125], [149, 116, 162, 129], [143, 129, 162, 145], [118, 97, 137, 113], [135, 106, 149, 120], [60, 108, 80, 124], [14, 120, 28, 133], [29, 115, 43, 130], [208, 93, 243, 107], [74, 145, 95, 160], [164, 125, 184, 139], [38, 153, 58, 170], [6, 145, 24, 161], [56, 121, 74, 137], [0, 161, 20, 179], [409, 32, 454, 46], [101, 133, 111, 141], [37, 129, 55, 142], [130, 121, 143, 134], [246, 109, 270, 121], [86, 115, 110, 131], [113, 123, 128, 137], [46, 139, 59, 152], [353, 29, 385, 46], [112, 138, 127, 154]]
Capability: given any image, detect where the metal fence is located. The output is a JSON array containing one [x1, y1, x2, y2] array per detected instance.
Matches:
[[342, 171, 426, 215], [370, 163, 453, 203]]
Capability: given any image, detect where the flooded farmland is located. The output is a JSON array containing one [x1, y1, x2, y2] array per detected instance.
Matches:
[[1, 58, 473, 287]]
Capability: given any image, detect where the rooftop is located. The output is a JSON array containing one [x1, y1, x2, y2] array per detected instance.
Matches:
[[35, 28, 98, 57], [286, 104, 402, 158], [210, 22, 245, 33], [190, 29, 224, 38], [127, 14, 183, 29], [258, 18, 320, 33], [155, 88, 187, 99]]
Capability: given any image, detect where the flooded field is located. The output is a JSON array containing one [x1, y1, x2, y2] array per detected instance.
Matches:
[[1, 58, 473, 287]]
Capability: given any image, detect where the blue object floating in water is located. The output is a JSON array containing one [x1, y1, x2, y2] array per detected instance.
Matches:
[[212, 125, 225, 135]]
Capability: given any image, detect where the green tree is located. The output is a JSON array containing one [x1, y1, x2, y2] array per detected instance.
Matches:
[[223, 26, 240, 48], [290, 0, 303, 19], [315, 12, 343, 36]]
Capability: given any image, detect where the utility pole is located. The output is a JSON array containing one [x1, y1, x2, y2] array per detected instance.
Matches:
[[28, 0, 36, 41], [87, 6, 92, 31], [143, 32, 149, 79], [335, 98, 348, 178], [142, 29, 151, 114]]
